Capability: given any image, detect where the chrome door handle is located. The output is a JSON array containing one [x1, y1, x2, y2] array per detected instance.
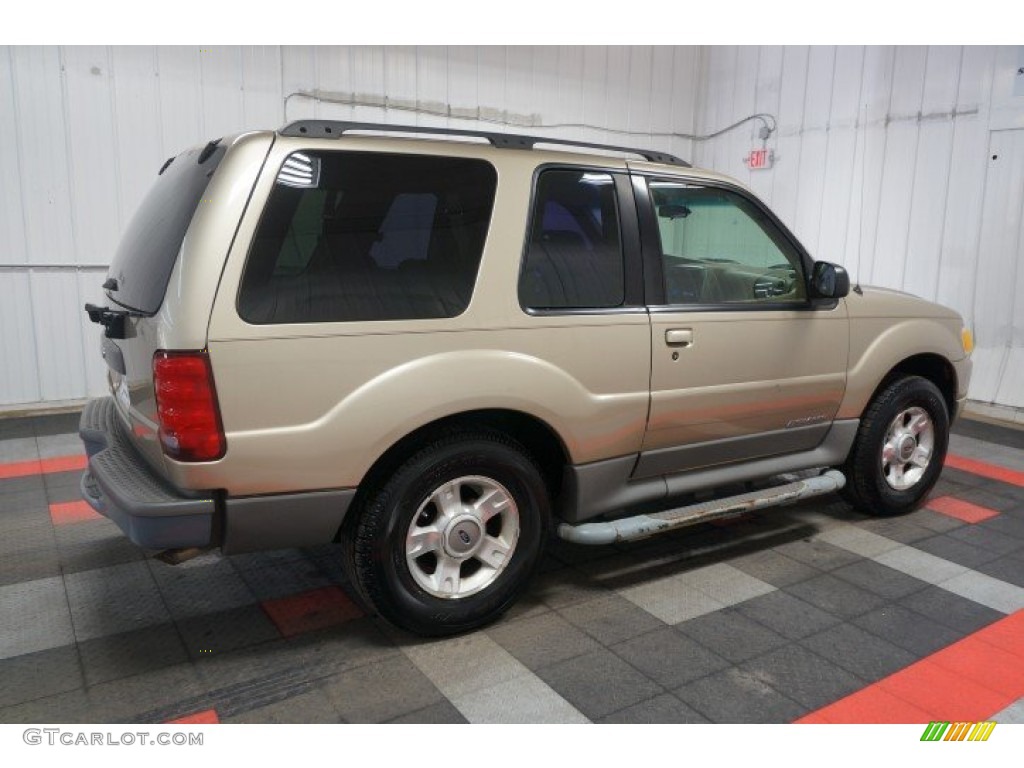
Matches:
[[665, 329, 693, 347]]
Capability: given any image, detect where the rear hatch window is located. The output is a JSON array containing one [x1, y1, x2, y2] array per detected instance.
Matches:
[[105, 142, 226, 315]]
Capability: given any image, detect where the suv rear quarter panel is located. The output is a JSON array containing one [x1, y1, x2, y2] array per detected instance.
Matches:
[[158, 132, 276, 351], [180, 137, 651, 496], [112, 132, 275, 476]]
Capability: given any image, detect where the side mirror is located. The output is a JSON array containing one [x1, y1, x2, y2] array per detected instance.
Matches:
[[810, 261, 850, 299], [657, 204, 692, 220]]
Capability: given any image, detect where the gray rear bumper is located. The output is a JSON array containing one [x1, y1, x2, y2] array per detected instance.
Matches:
[[79, 397, 216, 549]]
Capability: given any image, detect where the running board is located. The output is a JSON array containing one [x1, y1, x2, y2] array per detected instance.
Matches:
[[557, 470, 846, 546]]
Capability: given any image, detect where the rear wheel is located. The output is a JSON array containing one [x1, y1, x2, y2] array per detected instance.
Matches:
[[842, 375, 949, 516], [346, 430, 550, 636]]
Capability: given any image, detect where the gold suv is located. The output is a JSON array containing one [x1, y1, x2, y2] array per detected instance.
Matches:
[[80, 121, 973, 635]]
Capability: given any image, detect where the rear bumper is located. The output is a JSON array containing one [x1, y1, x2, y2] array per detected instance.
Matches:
[[79, 397, 215, 549]]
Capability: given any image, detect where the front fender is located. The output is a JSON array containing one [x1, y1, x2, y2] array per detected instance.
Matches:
[[838, 316, 965, 419]]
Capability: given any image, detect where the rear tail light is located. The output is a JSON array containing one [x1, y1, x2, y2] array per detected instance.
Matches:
[[153, 350, 226, 462]]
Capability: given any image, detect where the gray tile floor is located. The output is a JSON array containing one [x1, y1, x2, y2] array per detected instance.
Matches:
[[0, 410, 1022, 724]]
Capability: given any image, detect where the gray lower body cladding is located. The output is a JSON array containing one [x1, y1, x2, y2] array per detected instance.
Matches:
[[632, 422, 831, 479], [221, 489, 355, 555], [560, 419, 859, 523], [79, 397, 355, 553]]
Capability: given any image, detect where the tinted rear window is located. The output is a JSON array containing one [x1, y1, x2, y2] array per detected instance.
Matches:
[[105, 143, 226, 314], [237, 151, 497, 325]]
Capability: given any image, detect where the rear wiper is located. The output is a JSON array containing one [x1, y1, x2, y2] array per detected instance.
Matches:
[[84, 303, 142, 340]]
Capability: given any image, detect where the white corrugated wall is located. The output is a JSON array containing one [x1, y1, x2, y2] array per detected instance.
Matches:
[[0, 46, 286, 407], [0, 45, 700, 408], [691, 46, 1024, 410], [2, 45, 1022, 412]]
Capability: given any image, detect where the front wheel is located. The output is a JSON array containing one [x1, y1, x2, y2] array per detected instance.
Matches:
[[346, 430, 550, 636], [842, 375, 950, 516]]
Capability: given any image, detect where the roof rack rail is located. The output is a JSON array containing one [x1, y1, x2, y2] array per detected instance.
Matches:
[[278, 120, 690, 167]]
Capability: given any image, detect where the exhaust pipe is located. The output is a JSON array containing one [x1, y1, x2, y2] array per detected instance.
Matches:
[[154, 547, 209, 565]]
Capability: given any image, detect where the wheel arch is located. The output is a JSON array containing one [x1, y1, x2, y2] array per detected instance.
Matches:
[[336, 408, 570, 541], [868, 353, 958, 419], [839, 315, 965, 422]]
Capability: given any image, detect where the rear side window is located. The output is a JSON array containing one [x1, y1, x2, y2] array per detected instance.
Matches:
[[105, 143, 226, 314], [238, 151, 497, 324], [519, 169, 624, 310]]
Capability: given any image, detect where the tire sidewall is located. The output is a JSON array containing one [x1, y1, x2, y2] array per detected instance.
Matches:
[[860, 377, 950, 513], [362, 437, 549, 635]]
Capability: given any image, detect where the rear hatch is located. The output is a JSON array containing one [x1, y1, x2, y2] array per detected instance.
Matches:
[[98, 140, 228, 476]]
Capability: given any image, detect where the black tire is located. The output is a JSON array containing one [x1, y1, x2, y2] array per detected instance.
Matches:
[[346, 430, 550, 637], [842, 375, 950, 516]]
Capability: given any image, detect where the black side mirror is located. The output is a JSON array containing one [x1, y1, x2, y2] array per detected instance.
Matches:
[[810, 261, 850, 299], [657, 204, 691, 220]]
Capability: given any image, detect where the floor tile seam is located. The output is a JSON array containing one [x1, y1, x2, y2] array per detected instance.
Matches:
[[672, 668, 808, 723], [2, 576, 381, 656], [629, 572, 776, 610], [872, 659, 1016, 713], [825, 566, 935, 602], [816, 521, 1022, 614], [131, 561, 212, 655], [58, 557, 89, 694], [172, 635, 408, 721], [791, 631, 908, 685], [592, 689, 694, 722], [599, 619, 834, 703], [401, 632, 592, 724], [794, 643, 1023, 723]]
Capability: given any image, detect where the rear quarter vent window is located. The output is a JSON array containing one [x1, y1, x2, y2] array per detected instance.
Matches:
[[238, 151, 497, 324], [519, 169, 625, 310]]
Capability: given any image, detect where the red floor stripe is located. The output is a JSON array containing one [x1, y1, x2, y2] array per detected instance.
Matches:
[[0, 454, 87, 479], [261, 586, 364, 638], [928, 639, 1024, 699], [925, 496, 1000, 524], [49, 500, 102, 525], [946, 453, 1024, 488], [796, 687, 935, 725], [796, 611, 1024, 724], [166, 709, 220, 724]]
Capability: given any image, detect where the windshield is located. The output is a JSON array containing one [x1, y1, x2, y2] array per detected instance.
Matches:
[[105, 142, 225, 314]]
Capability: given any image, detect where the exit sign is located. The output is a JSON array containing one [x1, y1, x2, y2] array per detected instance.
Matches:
[[746, 148, 774, 170]]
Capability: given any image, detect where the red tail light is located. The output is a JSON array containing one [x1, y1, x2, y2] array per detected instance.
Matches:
[[153, 350, 226, 462]]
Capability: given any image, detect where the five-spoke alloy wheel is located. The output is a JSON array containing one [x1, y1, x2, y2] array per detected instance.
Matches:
[[405, 475, 520, 599], [881, 406, 936, 491]]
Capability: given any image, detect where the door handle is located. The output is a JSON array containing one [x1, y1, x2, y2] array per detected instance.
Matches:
[[665, 328, 693, 347]]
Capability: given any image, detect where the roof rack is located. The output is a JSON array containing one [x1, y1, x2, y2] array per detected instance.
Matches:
[[278, 120, 690, 167]]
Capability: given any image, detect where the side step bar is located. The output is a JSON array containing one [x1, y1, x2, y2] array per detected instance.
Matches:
[[557, 469, 846, 546]]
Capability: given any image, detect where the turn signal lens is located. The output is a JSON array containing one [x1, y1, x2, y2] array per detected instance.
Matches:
[[153, 350, 226, 462], [961, 328, 975, 356]]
